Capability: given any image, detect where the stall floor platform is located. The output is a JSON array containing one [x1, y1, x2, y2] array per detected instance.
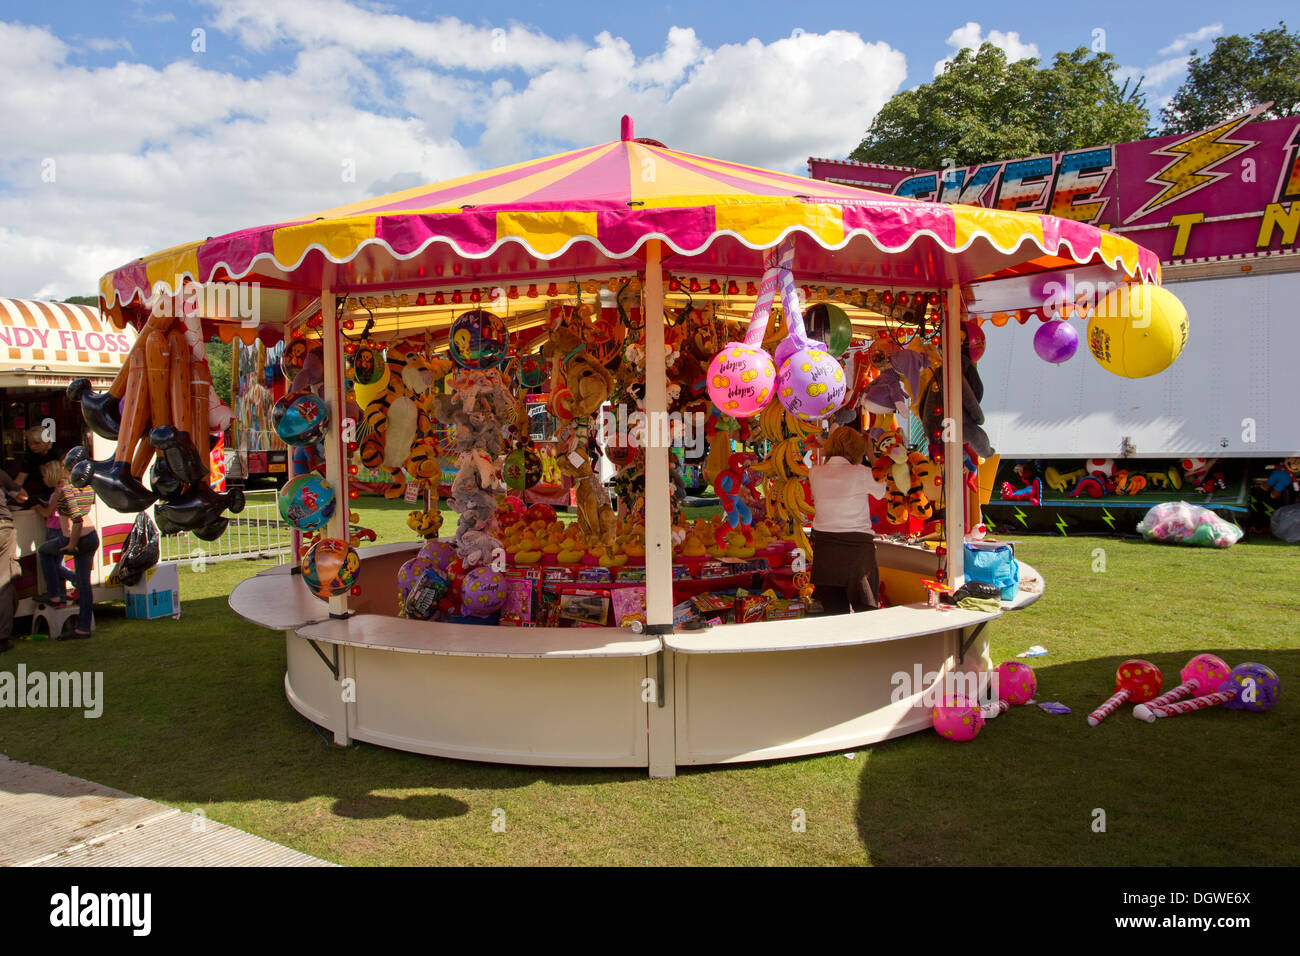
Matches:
[[0, 754, 334, 867]]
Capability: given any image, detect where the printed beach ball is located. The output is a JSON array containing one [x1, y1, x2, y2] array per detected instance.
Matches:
[[301, 538, 360, 598], [932, 699, 984, 741], [706, 343, 776, 418], [449, 309, 509, 370], [776, 346, 847, 422], [460, 566, 508, 617], [1087, 284, 1188, 378], [272, 390, 330, 447], [278, 474, 335, 531]]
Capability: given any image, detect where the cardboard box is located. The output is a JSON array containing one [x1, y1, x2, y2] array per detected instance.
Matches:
[[125, 563, 181, 620]]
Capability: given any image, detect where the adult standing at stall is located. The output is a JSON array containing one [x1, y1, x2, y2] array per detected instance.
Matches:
[[807, 426, 884, 615], [0, 468, 29, 652], [12, 424, 63, 504]]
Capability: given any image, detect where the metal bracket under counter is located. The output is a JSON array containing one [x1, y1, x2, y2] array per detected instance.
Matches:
[[307, 639, 340, 680]]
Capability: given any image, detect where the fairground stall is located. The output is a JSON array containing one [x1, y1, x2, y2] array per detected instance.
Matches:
[[0, 298, 137, 616], [92, 118, 1178, 776]]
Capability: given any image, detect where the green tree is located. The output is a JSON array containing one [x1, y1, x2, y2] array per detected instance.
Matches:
[[1161, 22, 1300, 134], [851, 43, 1149, 170], [205, 338, 232, 407], [62, 295, 99, 307]]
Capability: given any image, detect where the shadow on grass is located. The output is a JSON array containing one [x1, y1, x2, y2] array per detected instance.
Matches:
[[0, 593, 647, 819], [330, 793, 469, 821], [855, 649, 1300, 866]]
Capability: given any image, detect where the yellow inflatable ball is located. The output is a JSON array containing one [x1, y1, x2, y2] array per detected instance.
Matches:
[[1087, 284, 1188, 378]]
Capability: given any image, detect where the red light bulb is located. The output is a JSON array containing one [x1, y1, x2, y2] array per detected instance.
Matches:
[[527, 285, 538, 297], [451, 291, 463, 304], [745, 282, 758, 296], [726, 280, 739, 295], [546, 283, 559, 297], [708, 279, 721, 294], [470, 289, 481, 303], [433, 292, 445, 305], [508, 286, 519, 299], [688, 278, 701, 293], [415, 293, 427, 306]]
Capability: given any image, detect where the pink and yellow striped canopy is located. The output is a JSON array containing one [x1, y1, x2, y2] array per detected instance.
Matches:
[[99, 120, 1161, 318]]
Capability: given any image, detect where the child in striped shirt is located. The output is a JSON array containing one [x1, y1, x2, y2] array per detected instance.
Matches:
[[36, 461, 99, 639]]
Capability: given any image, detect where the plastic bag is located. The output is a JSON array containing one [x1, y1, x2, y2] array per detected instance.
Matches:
[[964, 543, 1020, 600], [1136, 501, 1243, 548], [106, 512, 161, 587], [1271, 503, 1300, 544]]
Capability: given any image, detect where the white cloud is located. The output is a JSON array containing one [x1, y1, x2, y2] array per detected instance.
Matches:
[[934, 22, 1039, 76], [476, 28, 906, 173], [204, 0, 589, 73], [1160, 23, 1222, 56], [0, 11, 908, 300], [84, 37, 135, 55]]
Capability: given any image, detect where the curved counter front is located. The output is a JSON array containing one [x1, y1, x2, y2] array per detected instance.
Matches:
[[230, 544, 1041, 776]]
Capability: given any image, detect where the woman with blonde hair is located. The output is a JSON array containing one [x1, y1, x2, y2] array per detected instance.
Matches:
[[807, 425, 885, 615]]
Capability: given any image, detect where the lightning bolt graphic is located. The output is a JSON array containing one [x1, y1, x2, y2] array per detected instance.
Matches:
[[1125, 107, 1267, 224], [1014, 507, 1028, 527], [1281, 124, 1300, 203], [1054, 514, 1069, 536], [1101, 508, 1116, 530], [984, 516, 997, 532]]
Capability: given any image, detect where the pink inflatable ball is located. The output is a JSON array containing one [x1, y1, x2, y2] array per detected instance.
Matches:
[[417, 538, 457, 569], [932, 699, 985, 741], [1181, 653, 1230, 691], [707, 343, 777, 418], [776, 347, 848, 422], [1220, 662, 1280, 712], [1033, 319, 1079, 364], [995, 661, 1037, 706], [962, 321, 986, 362], [397, 557, 432, 598], [460, 566, 509, 617]]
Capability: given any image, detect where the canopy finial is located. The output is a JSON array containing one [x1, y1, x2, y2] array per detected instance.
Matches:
[[620, 115, 633, 141]]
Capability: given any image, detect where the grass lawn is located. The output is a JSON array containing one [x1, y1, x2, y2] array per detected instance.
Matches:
[[2, 505, 1297, 866]]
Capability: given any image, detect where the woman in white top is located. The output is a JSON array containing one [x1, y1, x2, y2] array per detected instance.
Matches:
[[807, 426, 885, 614]]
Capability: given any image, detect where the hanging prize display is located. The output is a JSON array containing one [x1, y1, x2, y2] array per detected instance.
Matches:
[[804, 302, 853, 357], [272, 390, 330, 446], [1087, 283, 1188, 378], [1033, 319, 1079, 364], [278, 473, 336, 531], [502, 446, 542, 491], [518, 353, 547, 389], [768, 244, 848, 421], [449, 309, 509, 369], [351, 345, 386, 385], [300, 538, 360, 598]]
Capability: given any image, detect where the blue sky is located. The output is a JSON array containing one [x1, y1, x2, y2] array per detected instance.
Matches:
[[1, 0, 1293, 298]]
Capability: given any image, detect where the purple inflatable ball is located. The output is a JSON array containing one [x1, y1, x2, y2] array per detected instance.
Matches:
[[1220, 662, 1280, 712], [460, 566, 508, 617], [417, 538, 457, 569], [397, 557, 432, 598], [1033, 319, 1078, 364]]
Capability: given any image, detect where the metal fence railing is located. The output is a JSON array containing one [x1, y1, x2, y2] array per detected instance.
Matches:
[[157, 491, 291, 566]]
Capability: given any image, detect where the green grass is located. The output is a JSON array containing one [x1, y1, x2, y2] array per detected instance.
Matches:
[[2, 525, 1297, 866]]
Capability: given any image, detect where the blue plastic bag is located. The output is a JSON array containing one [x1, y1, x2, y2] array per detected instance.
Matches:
[[964, 543, 1020, 601]]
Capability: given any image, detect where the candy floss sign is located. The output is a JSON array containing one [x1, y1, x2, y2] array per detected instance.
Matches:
[[809, 104, 1300, 264], [0, 325, 132, 354]]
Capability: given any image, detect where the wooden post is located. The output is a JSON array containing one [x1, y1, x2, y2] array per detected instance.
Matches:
[[643, 240, 677, 777], [321, 284, 350, 619], [943, 284, 965, 587]]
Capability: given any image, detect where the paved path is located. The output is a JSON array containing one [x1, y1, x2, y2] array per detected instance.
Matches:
[[0, 755, 335, 866]]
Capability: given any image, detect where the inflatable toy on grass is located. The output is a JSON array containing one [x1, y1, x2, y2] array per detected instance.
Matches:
[[981, 661, 1037, 718], [1142, 654, 1231, 710], [1087, 283, 1188, 378], [1087, 659, 1163, 726], [1134, 663, 1279, 722], [932, 699, 984, 741]]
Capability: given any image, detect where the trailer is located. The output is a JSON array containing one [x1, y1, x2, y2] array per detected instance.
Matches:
[[811, 107, 1300, 534]]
